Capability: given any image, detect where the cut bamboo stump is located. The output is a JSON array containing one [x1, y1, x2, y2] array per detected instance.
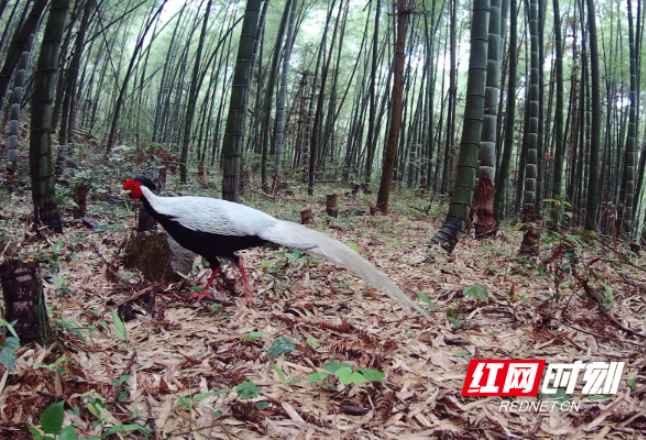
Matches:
[[519, 212, 542, 256], [326, 194, 339, 218], [473, 176, 496, 238], [0, 260, 50, 343], [300, 206, 312, 224], [198, 163, 206, 185], [157, 166, 166, 191], [123, 232, 198, 282], [73, 184, 90, 219], [137, 202, 157, 232]]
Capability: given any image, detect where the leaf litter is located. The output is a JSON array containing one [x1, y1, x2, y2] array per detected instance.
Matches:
[[0, 181, 644, 439]]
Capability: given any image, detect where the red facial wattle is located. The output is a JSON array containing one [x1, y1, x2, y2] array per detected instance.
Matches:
[[122, 179, 143, 198]]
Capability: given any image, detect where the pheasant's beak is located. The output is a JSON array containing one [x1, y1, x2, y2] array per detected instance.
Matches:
[[120, 189, 132, 197]]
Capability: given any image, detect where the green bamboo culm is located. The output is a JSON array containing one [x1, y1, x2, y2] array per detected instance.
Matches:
[[430, 0, 490, 252], [518, 0, 541, 256], [478, 0, 502, 183], [550, 0, 565, 225], [523, 0, 540, 216], [494, 0, 517, 221], [30, 0, 70, 233], [584, 0, 601, 231], [222, 0, 263, 202], [618, 0, 637, 236]]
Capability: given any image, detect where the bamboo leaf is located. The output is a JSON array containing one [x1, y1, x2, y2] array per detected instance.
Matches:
[[111, 309, 128, 342]]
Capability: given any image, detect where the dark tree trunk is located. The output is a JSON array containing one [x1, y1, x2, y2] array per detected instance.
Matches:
[[30, 0, 69, 233], [376, 0, 408, 213], [221, 0, 262, 202], [58, 0, 93, 146], [0, 0, 48, 107], [180, 0, 212, 184], [106, 0, 167, 153]]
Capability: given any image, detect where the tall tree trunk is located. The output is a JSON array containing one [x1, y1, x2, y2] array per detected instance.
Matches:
[[307, 0, 340, 196], [363, 0, 381, 187], [536, 0, 546, 213], [478, 0, 502, 182], [519, 0, 541, 255], [584, 0, 601, 230], [30, 0, 70, 233], [619, 0, 637, 236], [221, 0, 262, 202], [475, 0, 503, 236], [273, 0, 298, 183], [179, 0, 212, 183], [494, 0, 517, 221], [430, 0, 490, 251], [441, 0, 458, 194], [105, 0, 167, 153], [376, 0, 409, 213], [550, 0, 565, 224], [58, 0, 93, 146], [0, 0, 9, 22], [0, 0, 23, 57], [248, 0, 268, 156], [6, 32, 36, 174], [260, 0, 292, 191], [153, 2, 187, 143], [0, 0, 48, 108]]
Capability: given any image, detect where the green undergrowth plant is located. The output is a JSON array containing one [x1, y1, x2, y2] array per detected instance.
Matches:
[[265, 336, 303, 388], [176, 389, 229, 420], [30, 401, 75, 440], [30, 399, 152, 440], [111, 309, 128, 344], [34, 354, 68, 374], [110, 375, 131, 403], [0, 318, 19, 371], [307, 362, 385, 386], [446, 299, 474, 330], [463, 283, 489, 304], [257, 334, 386, 391]]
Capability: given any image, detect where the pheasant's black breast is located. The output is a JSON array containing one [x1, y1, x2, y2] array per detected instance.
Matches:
[[141, 197, 265, 265]]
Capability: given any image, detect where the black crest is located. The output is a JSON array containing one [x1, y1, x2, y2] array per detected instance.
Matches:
[[134, 175, 157, 191]]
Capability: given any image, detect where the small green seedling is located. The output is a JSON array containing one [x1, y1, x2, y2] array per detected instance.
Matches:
[[0, 318, 19, 371], [307, 362, 385, 386]]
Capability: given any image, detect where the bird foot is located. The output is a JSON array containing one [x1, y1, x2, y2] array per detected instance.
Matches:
[[241, 282, 253, 305], [188, 289, 213, 303]]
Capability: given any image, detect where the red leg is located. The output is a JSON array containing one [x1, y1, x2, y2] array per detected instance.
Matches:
[[238, 256, 253, 302], [189, 267, 221, 303]]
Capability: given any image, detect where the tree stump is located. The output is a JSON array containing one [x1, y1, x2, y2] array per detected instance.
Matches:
[[300, 206, 312, 224], [473, 176, 496, 238], [157, 167, 166, 191], [326, 194, 339, 218], [137, 202, 157, 232], [198, 163, 206, 185], [0, 261, 50, 343], [73, 184, 90, 219], [419, 175, 427, 189], [123, 232, 198, 282], [519, 211, 542, 256]]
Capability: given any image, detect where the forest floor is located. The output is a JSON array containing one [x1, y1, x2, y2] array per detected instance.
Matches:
[[1, 146, 645, 439]]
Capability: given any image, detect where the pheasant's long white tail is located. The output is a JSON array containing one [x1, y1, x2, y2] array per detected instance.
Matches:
[[261, 219, 430, 320]]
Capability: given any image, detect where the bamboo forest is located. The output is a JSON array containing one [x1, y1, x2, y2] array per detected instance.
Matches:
[[0, 0, 645, 438]]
